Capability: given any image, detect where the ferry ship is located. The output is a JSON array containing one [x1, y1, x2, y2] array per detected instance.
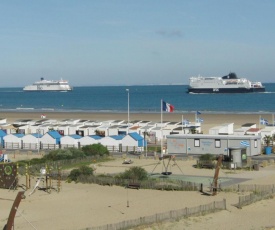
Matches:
[[187, 72, 265, 94], [23, 78, 73, 91]]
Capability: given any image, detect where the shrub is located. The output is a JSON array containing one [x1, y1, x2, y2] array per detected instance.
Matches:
[[118, 166, 148, 181], [67, 165, 94, 182], [199, 153, 216, 161], [43, 148, 85, 161], [82, 144, 109, 156]]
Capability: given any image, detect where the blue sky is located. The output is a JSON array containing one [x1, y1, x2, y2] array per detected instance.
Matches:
[[1, 0, 275, 87]]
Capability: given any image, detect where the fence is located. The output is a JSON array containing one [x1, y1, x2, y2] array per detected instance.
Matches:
[[3, 141, 142, 153], [223, 184, 275, 193], [234, 188, 275, 208], [85, 199, 226, 230]]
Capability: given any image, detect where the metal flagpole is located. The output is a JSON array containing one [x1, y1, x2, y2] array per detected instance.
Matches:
[[161, 99, 163, 157], [182, 114, 183, 134]]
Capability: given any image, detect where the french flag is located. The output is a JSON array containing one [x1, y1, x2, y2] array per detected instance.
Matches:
[[163, 101, 174, 112]]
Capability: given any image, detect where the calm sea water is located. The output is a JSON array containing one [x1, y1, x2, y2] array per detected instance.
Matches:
[[0, 84, 275, 114]]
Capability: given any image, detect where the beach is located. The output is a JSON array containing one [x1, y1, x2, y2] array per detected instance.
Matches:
[[0, 111, 270, 134], [1, 156, 275, 230], [1, 111, 275, 230]]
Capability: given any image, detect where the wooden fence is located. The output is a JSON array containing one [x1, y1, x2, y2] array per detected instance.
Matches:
[[85, 199, 226, 230]]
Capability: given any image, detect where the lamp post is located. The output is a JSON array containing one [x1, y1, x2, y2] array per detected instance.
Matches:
[[126, 89, 130, 127]]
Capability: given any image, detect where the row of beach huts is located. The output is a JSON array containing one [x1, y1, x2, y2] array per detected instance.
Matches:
[[0, 117, 274, 157]]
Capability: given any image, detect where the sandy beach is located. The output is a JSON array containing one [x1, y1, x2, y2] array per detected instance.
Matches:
[[1, 111, 275, 230], [1, 156, 275, 230], [0, 111, 270, 134]]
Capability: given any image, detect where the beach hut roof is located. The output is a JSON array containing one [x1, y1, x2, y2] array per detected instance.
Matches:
[[128, 132, 143, 141], [88, 135, 102, 140], [32, 133, 43, 138], [48, 130, 62, 139], [13, 133, 25, 138], [110, 135, 125, 140], [68, 134, 82, 139], [0, 130, 7, 136]]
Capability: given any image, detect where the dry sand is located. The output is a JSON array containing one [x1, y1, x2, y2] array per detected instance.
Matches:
[[1, 111, 275, 230], [1, 156, 275, 230]]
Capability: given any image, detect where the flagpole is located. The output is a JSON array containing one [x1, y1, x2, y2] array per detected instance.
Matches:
[[259, 115, 261, 128], [161, 99, 163, 157], [182, 114, 183, 134]]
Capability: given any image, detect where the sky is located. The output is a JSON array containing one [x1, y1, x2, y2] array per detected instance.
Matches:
[[1, 0, 275, 87]]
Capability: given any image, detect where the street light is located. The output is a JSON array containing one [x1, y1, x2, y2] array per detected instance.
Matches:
[[126, 89, 130, 127]]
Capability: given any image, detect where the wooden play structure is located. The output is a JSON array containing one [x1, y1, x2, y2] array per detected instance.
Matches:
[[151, 154, 184, 175]]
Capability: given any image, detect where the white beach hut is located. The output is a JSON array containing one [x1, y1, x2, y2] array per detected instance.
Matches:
[[121, 132, 145, 152], [79, 135, 102, 147], [40, 131, 62, 150], [3, 133, 25, 149], [60, 134, 82, 149], [21, 133, 43, 150], [99, 135, 124, 152]]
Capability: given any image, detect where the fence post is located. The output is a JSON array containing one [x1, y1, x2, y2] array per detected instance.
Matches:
[[223, 198, 226, 210]]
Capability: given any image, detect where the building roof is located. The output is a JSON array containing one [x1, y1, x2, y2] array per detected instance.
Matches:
[[110, 135, 125, 140], [68, 134, 82, 139], [48, 130, 62, 139], [88, 135, 102, 140], [129, 132, 143, 141]]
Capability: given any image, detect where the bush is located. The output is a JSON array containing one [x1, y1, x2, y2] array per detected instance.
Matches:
[[199, 153, 216, 161], [67, 165, 94, 182], [118, 166, 148, 181], [43, 148, 85, 161], [82, 144, 109, 156]]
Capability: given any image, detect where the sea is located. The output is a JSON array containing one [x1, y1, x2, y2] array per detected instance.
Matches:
[[0, 84, 275, 114]]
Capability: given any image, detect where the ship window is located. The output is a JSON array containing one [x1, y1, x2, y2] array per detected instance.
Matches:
[[215, 139, 221, 148], [194, 139, 200, 147], [254, 139, 258, 148]]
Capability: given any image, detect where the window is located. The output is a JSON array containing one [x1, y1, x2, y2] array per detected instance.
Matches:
[[215, 139, 221, 148], [194, 139, 200, 147]]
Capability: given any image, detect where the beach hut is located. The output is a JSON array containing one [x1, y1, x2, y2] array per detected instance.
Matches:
[[79, 135, 102, 147], [3, 133, 25, 149], [209, 123, 234, 135], [121, 132, 146, 152], [99, 135, 124, 152], [67, 124, 84, 135], [40, 130, 62, 150], [21, 133, 43, 150], [0, 118, 7, 124], [57, 124, 70, 136], [108, 125, 120, 136], [60, 134, 82, 149]]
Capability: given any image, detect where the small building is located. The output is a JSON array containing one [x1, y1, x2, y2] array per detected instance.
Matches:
[[121, 132, 146, 152], [79, 135, 102, 147], [60, 134, 82, 149], [209, 123, 234, 135], [40, 131, 62, 149], [100, 135, 124, 152], [167, 134, 261, 157], [3, 133, 25, 149], [21, 133, 42, 150]]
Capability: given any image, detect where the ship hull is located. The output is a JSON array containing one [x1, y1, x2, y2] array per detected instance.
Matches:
[[188, 87, 265, 94]]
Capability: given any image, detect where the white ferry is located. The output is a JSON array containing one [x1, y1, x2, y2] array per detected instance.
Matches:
[[23, 78, 73, 91], [187, 72, 265, 94]]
